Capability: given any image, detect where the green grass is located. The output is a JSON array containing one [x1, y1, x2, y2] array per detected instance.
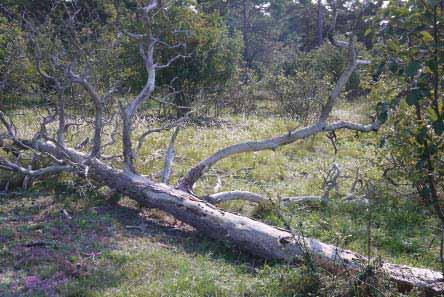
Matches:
[[0, 103, 438, 296]]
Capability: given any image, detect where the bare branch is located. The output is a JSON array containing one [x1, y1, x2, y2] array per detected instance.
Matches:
[[155, 54, 188, 69], [140, 0, 159, 15], [57, 93, 66, 145], [122, 34, 156, 172], [155, 39, 186, 50], [177, 37, 374, 192], [122, 30, 145, 41], [319, 37, 358, 122], [281, 196, 327, 204], [0, 111, 73, 168], [118, 0, 187, 172], [115, 3, 145, 41], [203, 191, 366, 206], [205, 164, 340, 205], [74, 137, 89, 151], [101, 116, 119, 150], [0, 110, 16, 137], [178, 122, 328, 192], [64, 121, 84, 132], [137, 115, 188, 151], [178, 123, 329, 192], [325, 120, 380, 132], [67, 69, 101, 103], [357, 59, 371, 65], [66, 68, 103, 157], [0, 157, 73, 177], [40, 107, 58, 134], [161, 127, 180, 184], [205, 191, 265, 204]]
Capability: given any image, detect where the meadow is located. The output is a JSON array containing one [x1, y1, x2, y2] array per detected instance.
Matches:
[[0, 101, 439, 296]]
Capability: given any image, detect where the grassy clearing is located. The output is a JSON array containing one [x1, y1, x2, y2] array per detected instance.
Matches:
[[0, 102, 440, 296]]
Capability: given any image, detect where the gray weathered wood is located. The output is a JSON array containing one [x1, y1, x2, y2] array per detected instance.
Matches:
[[30, 140, 444, 294]]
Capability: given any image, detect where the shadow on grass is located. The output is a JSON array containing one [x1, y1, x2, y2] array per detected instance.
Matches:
[[0, 192, 124, 297], [106, 203, 268, 268], [1, 189, 430, 297], [0, 192, 272, 297]]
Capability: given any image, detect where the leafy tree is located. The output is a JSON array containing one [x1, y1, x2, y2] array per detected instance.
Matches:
[[0, 15, 35, 107], [156, 5, 241, 115], [119, 2, 241, 116], [378, 0, 444, 224]]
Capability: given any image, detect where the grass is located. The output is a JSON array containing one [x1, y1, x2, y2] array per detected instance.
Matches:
[[0, 101, 439, 296]]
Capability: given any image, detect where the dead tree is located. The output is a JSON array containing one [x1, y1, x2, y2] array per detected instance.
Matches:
[[0, 1, 443, 294]]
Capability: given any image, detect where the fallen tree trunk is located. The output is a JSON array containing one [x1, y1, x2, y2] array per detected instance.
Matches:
[[7, 2, 438, 294], [37, 141, 444, 294]]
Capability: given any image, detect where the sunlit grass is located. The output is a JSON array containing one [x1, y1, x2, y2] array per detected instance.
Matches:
[[0, 103, 438, 296]]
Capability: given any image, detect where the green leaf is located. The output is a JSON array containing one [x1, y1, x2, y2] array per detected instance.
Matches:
[[427, 0, 440, 7], [387, 40, 400, 52], [406, 61, 421, 77], [420, 31, 433, 43], [377, 101, 388, 123], [364, 28, 372, 37], [420, 185, 431, 200], [388, 59, 398, 73], [379, 136, 386, 148], [426, 143, 438, 156], [426, 60, 438, 73], [374, 62, 385, 78], [406, 88, 421, 105], [427, 107, 439, 121], [416, 127, 427, 144], [416, 159, 425, 170]]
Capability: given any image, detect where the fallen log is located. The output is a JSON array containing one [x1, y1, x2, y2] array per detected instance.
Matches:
[[37, 141, 444, 294], [3, 10, 441, 293]]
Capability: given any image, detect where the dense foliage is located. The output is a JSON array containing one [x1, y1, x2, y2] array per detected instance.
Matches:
[[376, 0, 444, 222]]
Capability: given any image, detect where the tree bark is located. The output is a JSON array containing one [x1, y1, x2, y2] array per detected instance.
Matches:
[[33, 140, 444, 295], [242, 0, 250, 66], [317, 0, 324, 46]]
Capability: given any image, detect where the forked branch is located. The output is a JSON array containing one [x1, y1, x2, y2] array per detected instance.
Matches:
[[177, 39, 378, 193], [0, 158, 73, 177], [67, 68, 107, 157], [120, 0, 158, 172]]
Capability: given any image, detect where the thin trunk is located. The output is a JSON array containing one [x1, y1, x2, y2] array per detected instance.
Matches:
[[57, 92, 65, 145], [317, 0, 324, 46], [161, 127, 180, 184], [122, 113, 135, 172], [432, 7, 441, 115], [92, 103, 103, 157], [242, 0, 250, 65]]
